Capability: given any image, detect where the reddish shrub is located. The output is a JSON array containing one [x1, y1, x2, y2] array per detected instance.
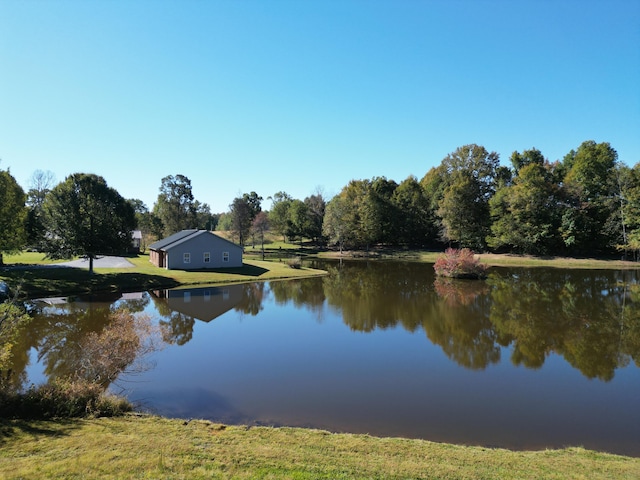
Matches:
[[433, 248, 488, 279]]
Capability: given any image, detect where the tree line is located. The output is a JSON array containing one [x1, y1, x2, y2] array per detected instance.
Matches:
[[1, 139, 639, 266], [322, 141, 640, 259]]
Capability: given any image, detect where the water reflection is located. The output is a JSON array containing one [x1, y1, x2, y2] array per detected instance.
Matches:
[[4, 261, 640, 455], [5, 292, 155, 391], [150, 283, 266, 345]]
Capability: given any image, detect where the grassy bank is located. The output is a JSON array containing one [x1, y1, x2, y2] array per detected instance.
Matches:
[[1, 415, 638, 479], [0, 253, 327, 299], [309, 249, 639, 269]]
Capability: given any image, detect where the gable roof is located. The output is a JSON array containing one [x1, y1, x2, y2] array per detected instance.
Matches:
[[148, 229, 199, 251], [148, 230, 241, 252]]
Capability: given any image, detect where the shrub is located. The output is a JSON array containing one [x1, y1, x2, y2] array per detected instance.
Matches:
[[0, 378, 132, 419], [286, 256, 302, 269], [433, 248, 488, 279]]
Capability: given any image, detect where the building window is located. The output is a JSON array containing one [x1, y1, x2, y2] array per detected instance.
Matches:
[[184, 291, 191, 303], [223, 251, 229, 262], [204, 252, 210, 263], [183, 252, 191, 264]]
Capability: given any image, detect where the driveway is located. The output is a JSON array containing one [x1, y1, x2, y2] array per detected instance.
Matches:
[[57, 256, 135, 268]]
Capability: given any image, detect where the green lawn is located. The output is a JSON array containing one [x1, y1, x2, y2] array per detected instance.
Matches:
[[1, 416, 638, 479], [0, 252, 327, 299]]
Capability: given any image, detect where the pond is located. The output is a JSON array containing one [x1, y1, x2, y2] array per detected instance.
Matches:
[[10, 260, 640, 456]]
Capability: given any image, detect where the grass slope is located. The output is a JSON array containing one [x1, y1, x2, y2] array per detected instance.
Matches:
[[1, 416, 638, 479]]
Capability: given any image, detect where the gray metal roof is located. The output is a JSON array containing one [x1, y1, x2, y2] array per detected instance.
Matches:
[[148, 230, 241, 252], [148, 229, 199, 251]]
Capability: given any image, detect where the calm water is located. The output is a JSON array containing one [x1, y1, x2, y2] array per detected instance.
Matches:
[[13, 260, 640, 456]]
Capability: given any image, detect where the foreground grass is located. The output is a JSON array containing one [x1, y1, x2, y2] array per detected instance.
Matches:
[[1, 416, 638, 480], [0, 253, 327, 299]]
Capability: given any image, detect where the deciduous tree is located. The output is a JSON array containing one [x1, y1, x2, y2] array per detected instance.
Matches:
[[43, 173, 136, 273], [153, 174, 196, 236], [0, 168, 27, 265]]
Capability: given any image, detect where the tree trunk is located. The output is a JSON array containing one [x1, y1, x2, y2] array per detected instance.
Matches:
[[89, 255, 94, 274]]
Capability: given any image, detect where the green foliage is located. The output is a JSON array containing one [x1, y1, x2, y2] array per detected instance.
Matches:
[[0, 169, 27, 263], [42, 173, 136, 270], [438, 171, 490, 249], [153, 174, 197, 236], [0, 302, 31, 377], [268, 191, 293, 241], [488, 161, 562, 254]]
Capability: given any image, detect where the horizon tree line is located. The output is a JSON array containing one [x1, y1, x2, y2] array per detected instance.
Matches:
[[1, 139, 639, 264]]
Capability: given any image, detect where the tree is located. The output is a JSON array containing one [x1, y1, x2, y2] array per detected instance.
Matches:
[[438, 171, 489, 249], [560, 141, 619, 254], [304, 191, 326, 244], [43, 173, 136, 273], [269, 191, 293, 241], [251, 211, 270, 259], [287, 199, 310, 243], [430, 144, 500, 249], [25, 170, 56, 250], [229, 196, 252, 246], [391, 176, 435, 246], [128, 199, 164, 247], [193, 201, 217, 230], [488, 151, 562, 254], [153, 174, 196, 236], [242, 191, 263, 220], [617, 162, 640, 260], [0, 169, 27, 265], [322, 195, 352, 254]]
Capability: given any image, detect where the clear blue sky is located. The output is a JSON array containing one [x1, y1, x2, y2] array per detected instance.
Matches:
[[2, 0, 639, 213]]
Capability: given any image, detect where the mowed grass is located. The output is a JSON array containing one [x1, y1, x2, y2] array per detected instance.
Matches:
[[1, 416, 638, 480], [0, 252, 327, 299]]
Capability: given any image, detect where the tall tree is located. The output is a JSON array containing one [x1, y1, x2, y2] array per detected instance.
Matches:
[[25, 170, 56, 250], [43, 173, 136, 273], [322, 195, 353, 255], [617, 162, 640, 260], [560, 141, 619, 254], [251, 211, 270, 259], [0, 168, 27, 266], [438, 171, 489, 249], [488, 160, 562, 254], [303, 191, 326, 244], [287, 199, 310, 243], [391, 175, 435, 246], [242, 191, 263, 220], [153, 174, 196, 236], [429, 144, 500, 249], [269, 191, 293, 242], [229, 196, 252, 246]]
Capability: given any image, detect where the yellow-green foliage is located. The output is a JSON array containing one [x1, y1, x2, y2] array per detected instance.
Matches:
[[1, 416, 638, 479], [0, 303, 30, 372]]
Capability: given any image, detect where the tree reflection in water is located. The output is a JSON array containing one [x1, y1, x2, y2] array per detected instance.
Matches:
[[4, 293, 161, 392], [6, 262, 640, 392]]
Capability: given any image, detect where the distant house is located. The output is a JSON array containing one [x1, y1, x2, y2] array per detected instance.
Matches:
[[131, 230, 142, 253], [148, 230, 243, 270]]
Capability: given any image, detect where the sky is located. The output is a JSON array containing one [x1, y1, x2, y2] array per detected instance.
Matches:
[[1, 0, 639, 213]]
